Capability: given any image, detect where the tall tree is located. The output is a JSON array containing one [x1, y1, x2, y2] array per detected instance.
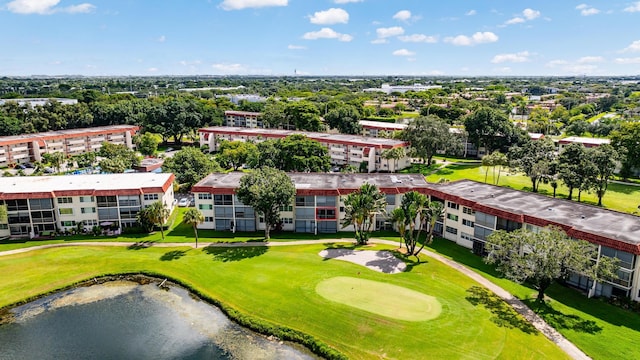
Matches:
[[183, 208, 205, 248], [380, 147, 405, 172], [401, 115, 457, 165], [341, 183, 387, 245], [324, 104, 362, 134], [134, 132, 162, 156], [41, 152, 65, 173], [284, 101, 323, 131], [163, 147, 222, 190], [236, 167, 296, 240], [216, 140, 258, 171], [557, 144, 592, 201], [389, 207, 406, 249], [396, 191, 445, 258], [465, 107, 524, 154], [610, 122, 640, 179], [587, 144, 623, 206], [508, 138, 556, 192], [145, 201, 170, 240], [277, 134, 331, 172], [485, 226, 618, 302]]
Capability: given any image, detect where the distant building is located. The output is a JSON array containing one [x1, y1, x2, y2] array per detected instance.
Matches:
[[224, 111, 263, 128], [363, 83, 443, 94], [0, 125, 139, 167], [0, 98, 78, 106], [198, 127, 411, 172], [0, 173, 175, 237], [359, 120, 406, 137], [557, 136, 610, 151]]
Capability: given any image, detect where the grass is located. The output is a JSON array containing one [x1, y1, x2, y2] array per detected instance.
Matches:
[[316, 276, 442, 321], [426, 164, 640, 214], [0, 243, 568, 359], [427, 238, 640, 360]]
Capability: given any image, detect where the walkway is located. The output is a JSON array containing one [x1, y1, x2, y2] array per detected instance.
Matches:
[[0, 238, 590, 360]]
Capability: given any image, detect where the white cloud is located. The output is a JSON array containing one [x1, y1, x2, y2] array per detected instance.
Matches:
[[504, 8, 540, 25], [6, 0, 95, 14], [376, 26, 404, 38], [622, 40, 640, 53], [491, 51, 531, 63], [576, 4, 600, 16], [466, 10, 476, 16], [220, 0, 287, 11], [505, 17, 525, 25], [157, 35, 166, 43], [624, 2, 640, 12], [392, 49, 415, 56], [370, 38, 388, 44], [65, 3, 94, 13], [398, 34, 438, 43], [444, 32, 498, 46], [578, 56, 604, 63], [393, 10, 411, 21], [615, 57, 640, 64], [287, 44, 306, 50], [309, 8, 349, 25], [523, 8, 540, 20], [302, 27, 353, 42], [333, 0, 362, 3], [147, 67, 159, 73]]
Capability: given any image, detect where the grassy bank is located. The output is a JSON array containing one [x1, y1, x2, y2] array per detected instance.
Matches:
[[0, 244, 567, 359]]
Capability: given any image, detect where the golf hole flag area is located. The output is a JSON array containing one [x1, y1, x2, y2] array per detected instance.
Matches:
[[316, 276, 442, 321]]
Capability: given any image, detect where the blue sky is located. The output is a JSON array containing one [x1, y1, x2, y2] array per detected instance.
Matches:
[[1, 0, 640, 76]]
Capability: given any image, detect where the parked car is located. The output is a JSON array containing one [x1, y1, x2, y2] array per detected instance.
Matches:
[[178, 198, 189, 207], [165, 147, 174, 153], [15, 164, 26, 170], [44, 167, 55, 174], [24, 162, 34, 168]]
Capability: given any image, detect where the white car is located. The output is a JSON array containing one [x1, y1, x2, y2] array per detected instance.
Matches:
[[177, 198, 189, 207]]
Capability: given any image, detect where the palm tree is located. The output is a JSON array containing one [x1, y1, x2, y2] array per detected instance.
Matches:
[[398, 191, 445, 259], [341, 183, 387, 245], [183, 208, 205, 248], [389, 207, 406, 249], [415, 200, 445, 255], [147, 201, 170, 240]]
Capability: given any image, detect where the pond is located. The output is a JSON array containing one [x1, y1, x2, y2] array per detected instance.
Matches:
[[0, 281, 318, 360]]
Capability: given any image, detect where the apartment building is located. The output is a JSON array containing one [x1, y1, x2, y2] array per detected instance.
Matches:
[[224, 111, 262, 128], [191, 172, 428, 234], [359, 120, 407, 137], [0, 173, 174, 238], [424, 179, 640, 301], [198, 127, 411, 172], [0, 125, 139, 167], [557, 136, 611, 151]]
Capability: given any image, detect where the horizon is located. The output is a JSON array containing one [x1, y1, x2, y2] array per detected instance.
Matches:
[[2, 0, 640, 77]]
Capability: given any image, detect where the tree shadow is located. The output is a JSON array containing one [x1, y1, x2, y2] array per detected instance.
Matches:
[[389, 249, 423, 273], [466, 286, 537, 334], [202, 245, 268, 262], [127, 241, 156, 250], [525, 299, 603, 334], [160, 250, 188, 261]]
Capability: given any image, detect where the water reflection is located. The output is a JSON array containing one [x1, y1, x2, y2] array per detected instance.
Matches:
[[0, 281, 317, 360]]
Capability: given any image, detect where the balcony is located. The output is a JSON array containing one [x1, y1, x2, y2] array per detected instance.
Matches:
[[12, 146, 28, 152], [90, 137, 105, 142]]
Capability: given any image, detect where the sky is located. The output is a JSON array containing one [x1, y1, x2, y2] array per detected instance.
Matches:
[[1, 0, 640, 77]]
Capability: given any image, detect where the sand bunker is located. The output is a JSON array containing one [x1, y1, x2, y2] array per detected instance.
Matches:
[[318, 249, 406, 274]]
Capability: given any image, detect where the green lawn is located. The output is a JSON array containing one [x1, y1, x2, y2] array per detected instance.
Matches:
[[426, 164, 640, 214], [427, 239, 640, 360], [0, 244, 568, 359]]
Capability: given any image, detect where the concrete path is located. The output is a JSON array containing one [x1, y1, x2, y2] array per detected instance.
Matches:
[[0, 238, 590, 359]]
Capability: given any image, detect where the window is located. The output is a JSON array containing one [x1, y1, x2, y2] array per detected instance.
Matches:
[[447, 213, 459, 222], [295, 207, 315, 219], [474, 226, 493, 241], [0, 224, 7, 230], [385, 194, 396, 205], [475, 212, 496, 228], [496, 218, 522, 232], [144, 194, 159, 201], [279, 204, 293, 212], [119, 195, 140, 207], [6, 199, 28, 211], [316, 196, 336, 207], [317, 208, 336, 220], [445, 226, 458, 235], [80, 196, 94, 203], [282, 218, 293, 224], [461, 232, 474, 242], [463, 207, 475, 215], [198, 193, 212, 200], [204, 217, 214, 222], [59, 208, 73, 215], [295, 196, 314, 207], [214, 195, 233, 206], [199, 204, 213, 210], [462, 219, 474, 227], [97, 196, 118, 208], [83, 219, 98, 226], [81, 207, 96, 214], [447, 201, 459, 210], [57, 197, 73, 204], [29, 198, 53, 210], [62, 221, 76, 227]]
